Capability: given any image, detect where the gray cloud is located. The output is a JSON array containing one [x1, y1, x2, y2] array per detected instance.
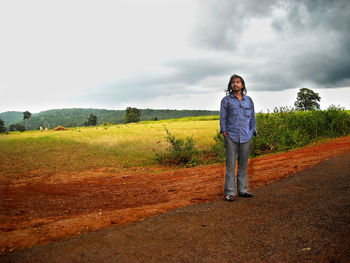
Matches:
[[161, 58, 234, 85], [192, 0, 350, 90], [87, 0, 350, 106], [277, 0, 350, 87], [192, 0, 277, 50], [87, 58, 236, 104]]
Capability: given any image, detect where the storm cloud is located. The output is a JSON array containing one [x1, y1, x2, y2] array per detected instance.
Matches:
[[191, 0, 350, 90], [3, 0, 348, 112], [100, 0, 350, 107]]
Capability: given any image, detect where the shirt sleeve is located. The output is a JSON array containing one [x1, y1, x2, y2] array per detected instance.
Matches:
[[220, 97, 227, 134], [250, 97, 257, 136]]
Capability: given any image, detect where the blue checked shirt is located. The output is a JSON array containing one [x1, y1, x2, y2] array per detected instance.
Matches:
[[220, 94, 257, 143]]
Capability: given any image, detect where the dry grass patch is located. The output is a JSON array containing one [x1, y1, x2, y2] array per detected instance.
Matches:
[[0, 118, 220, 180]]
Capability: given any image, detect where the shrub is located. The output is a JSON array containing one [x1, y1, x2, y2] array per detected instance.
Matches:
[[211, 107, 350, 161], [210, 130, 225, 161], [9, 123, 26, 132], [155, 126, 199, 166]]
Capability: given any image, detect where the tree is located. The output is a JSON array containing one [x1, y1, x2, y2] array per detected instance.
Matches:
[[23, 111, 32, 130], [23, 111, 32, 120], [0, 118, 6, 133], [124, 107, 141, 123], [294, 88, 321, 111], [9, 123, 26, 132], [84, 113, 98, 126]]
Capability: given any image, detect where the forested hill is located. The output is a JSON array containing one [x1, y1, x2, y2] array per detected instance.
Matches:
[[0, 108, 219, 130], [0, 111, 23, 127]]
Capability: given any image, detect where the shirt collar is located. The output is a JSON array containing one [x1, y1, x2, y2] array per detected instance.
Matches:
[[230, 94, 246, 100]]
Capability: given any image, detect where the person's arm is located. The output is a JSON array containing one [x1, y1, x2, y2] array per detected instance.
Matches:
[[250, 98, 257, 136], [220, 98, 228, 137]]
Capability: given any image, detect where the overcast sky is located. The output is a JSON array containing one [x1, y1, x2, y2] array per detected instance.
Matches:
[[1, 0, 349, 113]]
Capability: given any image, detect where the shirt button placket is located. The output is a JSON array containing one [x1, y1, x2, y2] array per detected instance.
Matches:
[[239, 101, 242, 143]]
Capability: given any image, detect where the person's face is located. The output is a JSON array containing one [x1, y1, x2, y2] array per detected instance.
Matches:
[[231, 78, 243, 93]]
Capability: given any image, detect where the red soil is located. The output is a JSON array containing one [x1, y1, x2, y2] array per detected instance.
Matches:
[[1, 136, 350, 253]]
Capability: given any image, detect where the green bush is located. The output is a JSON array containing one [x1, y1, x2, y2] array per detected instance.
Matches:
[[210, 130, 225, 162], [211, 107, 350, 160], [157, 107, 350, 166], [9, 123, 26, 132], [252, 107, 350, 156], [155, 126, 199, 166]]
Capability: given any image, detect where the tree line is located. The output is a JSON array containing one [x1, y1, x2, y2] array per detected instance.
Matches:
[[0, 108, 220, 131], [0, 88, 340, 133]]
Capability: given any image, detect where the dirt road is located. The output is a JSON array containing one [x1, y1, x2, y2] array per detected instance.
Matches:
[[1, 136, 350, 256], [1, 149, 350, 262]]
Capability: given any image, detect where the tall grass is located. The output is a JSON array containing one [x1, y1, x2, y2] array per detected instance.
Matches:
[[210, 107, 350, 160], [250, 107, 350, 156]]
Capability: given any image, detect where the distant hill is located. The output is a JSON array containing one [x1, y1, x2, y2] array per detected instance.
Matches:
[[0, 108, 219, 130], [0, 111, 23, 127]]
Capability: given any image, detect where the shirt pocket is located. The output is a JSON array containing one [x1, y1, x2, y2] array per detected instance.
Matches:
[[242, 104, 252, 117], [227, 102, 240, 115]]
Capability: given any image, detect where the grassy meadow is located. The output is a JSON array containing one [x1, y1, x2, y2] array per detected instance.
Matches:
[[0, 116, 220, 178], [1, 109, 350, 179]]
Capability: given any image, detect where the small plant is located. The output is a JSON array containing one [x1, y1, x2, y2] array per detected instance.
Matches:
[[155, 126, 199, 166], [210, 130, 225, 162]]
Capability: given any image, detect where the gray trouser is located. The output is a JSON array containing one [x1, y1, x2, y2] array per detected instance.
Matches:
[[224, 136, 251, 196]]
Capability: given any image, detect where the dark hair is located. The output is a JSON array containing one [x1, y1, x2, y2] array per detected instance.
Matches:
[[226, 74, 247, 96]]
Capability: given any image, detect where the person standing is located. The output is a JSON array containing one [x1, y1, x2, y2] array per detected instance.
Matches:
[[220, 74, 257, 201]]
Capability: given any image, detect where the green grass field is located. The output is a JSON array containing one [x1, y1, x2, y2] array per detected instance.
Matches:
[[0, 117, 220, 178], [1, 109, 350, 179]]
